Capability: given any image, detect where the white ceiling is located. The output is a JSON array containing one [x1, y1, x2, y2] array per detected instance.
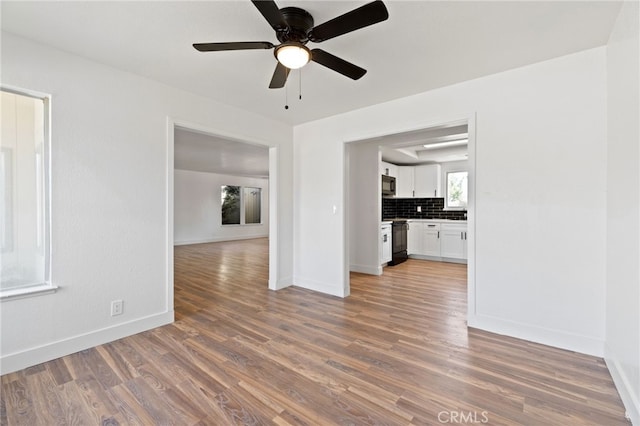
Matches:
[[174, 127, 269, 177], [373, 123, 468, 165], [1, 1, 622, 127]]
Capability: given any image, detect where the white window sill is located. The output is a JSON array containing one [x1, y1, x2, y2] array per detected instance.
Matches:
[[1, 284, 59, 302]]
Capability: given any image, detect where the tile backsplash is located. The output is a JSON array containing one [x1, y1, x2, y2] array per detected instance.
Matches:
[[382, 197, 467, 220]]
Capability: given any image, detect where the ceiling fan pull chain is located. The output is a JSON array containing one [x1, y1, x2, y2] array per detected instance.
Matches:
[[284, 83, 289, 110], [299, 69, 302, 100]]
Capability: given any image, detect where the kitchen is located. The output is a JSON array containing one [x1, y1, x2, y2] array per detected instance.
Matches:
[[378, 125, 469, 269]]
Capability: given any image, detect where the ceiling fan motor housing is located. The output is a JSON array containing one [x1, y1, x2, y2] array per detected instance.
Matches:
[[193, 0, 389, 88], [277, 7, 314, 44]]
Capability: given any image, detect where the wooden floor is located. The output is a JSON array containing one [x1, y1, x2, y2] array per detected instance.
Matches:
[[1, 238, 630, 425]]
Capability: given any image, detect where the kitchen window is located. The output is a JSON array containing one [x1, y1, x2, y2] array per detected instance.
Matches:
[[221, 185, 262, 225], [445, 171, 468, 210], [1, 88, 55, 300]]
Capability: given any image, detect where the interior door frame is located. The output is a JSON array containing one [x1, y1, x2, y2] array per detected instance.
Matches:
[[166, 118, 279, 315], [343, 113, 476, 322]]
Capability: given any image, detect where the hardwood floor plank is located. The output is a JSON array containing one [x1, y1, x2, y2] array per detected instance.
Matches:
[[26, 371, 65, 425], [75, 378, 122, 424], [1, 238, 630, 425], [3, 376, 38, 425]]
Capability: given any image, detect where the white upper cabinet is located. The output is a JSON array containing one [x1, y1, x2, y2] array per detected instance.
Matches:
[[396, 166, 415, 198], [414, 164, 442, 198], [380, 161, 398, 178], [393, 164, 441, 198]]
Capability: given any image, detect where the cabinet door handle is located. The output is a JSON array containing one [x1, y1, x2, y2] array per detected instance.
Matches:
[[465, 232, 467, 240], [437, 231, 439, 239], [434, 189, 436, 197], [383, 235, 387, 242], [461, 232, 464, 240]]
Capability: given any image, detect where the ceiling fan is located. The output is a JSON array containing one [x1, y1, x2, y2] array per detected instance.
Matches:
[[193, 0, 389, 89]]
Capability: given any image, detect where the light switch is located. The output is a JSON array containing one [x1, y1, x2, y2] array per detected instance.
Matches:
[[417, 206, 422, 212]]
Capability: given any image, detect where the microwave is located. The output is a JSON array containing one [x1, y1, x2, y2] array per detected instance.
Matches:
[[382, 174, 396, 196]]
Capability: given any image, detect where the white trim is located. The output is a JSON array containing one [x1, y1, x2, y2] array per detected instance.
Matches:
[[468, 313, 604, 357], [0, 284, 59, 301], [0, 86, 53, 298], [349, 264, 383, 275], [605, 345, 640, 425], [166, 118, 175, 314], [0, 311, 174, 375], [268, 147, 278, 291], [167, 118, 280, 299], [409, 254, 467, 264], [174, 234, 269, 246], [466, 113, 477, 321], [294, 277, 347, 298], [343, 112, 477, 326], [270, 275, 292, 291]]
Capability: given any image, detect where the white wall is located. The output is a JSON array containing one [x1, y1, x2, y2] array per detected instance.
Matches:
[[605, 1, 640, 423], [174, 169, 268, 245], [0, 32, 293, 374], [294, 47, 608, 355], [347, 142, 381, 277]]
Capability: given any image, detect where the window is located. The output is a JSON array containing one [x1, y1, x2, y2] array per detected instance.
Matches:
[[244, 187, 261, 224], [446, 171, 468, 209], [221, 185, 262, 225], [221, 185, 241, 225], [1, 88, 53, 298]]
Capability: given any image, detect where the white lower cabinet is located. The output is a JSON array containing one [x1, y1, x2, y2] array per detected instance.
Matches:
[[408, 222, 441, 256], [440, 224, 467, 260], [422, 223, 441, 256], [407, 220, 467, 263], [407, 221, 423, 255], [381, 224, 392, 265]]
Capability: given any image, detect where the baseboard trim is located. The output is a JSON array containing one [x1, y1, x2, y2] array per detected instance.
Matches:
[[269, 275, 293, 291], [294, 276, 346, 298], [349, 264, 382, 275], [468, 313, 604, 357], [605, 345, 640, 425], [409, 254, 467, 264], [174, 234, 268, 246], [0, 311, 174, 375]]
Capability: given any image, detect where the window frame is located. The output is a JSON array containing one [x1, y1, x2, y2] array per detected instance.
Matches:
[[220, 185, 263, 226], [1, 86, 56, 301], [444, 170, 468, 211]]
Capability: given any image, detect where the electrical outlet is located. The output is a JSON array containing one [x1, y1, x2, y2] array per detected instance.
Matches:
[[111, 300, 123, 316]]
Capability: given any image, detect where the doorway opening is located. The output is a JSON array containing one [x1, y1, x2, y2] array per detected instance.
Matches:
[[345, 115, 476, 320], [167, 120, 279, 317]]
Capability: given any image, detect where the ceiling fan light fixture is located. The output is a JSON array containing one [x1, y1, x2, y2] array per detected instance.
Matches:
[[276, 43, 310, 69]]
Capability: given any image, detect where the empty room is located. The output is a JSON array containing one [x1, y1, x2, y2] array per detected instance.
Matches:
[[1, 1, 638, 425]]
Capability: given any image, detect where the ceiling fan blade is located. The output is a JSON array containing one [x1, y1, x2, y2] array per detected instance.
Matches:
[[269, 62, 290, 88], [193, 41, 274, 52], [311, 49, 366, 80], [251, 0, 287, 31], [308, 0, 389, 43]]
